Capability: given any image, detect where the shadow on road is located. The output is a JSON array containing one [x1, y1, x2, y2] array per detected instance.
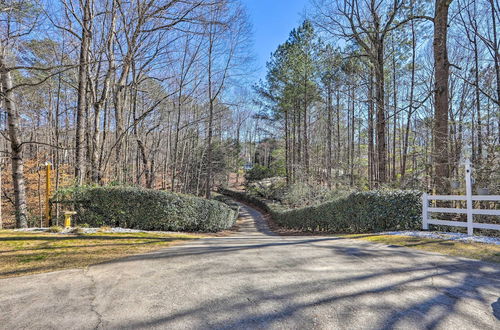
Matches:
[[492, 298, 500, 320], [96, 204, 500, 329], [116, 246, 499, 329]]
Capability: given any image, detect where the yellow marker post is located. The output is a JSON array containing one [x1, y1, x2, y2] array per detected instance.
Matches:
[[45, 162, 52, 227], [64, 211, 76, 228]]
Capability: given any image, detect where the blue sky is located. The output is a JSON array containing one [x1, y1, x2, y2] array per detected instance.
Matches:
[[243, 0, 309, 82]]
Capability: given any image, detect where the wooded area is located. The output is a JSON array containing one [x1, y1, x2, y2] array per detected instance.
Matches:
[[256, 0, 499, 193], [0, 0, 253, 228], [0, 0, 499, 228]]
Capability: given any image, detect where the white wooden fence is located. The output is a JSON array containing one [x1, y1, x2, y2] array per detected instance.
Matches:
[[422, 160, 500, 235], [422, 194, 500, 235]]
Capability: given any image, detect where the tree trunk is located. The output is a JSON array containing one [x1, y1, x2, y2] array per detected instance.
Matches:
[[171, 94, 182, 192], [350, 85, 355, 186], [206, 45, 214, 199], [336, 90, 341, 182], [326, 84, 332, 188], [75, 0, 92, 185], [391, 45, 398, 181], [368, 68, 375, 188], [205, 99, 214, 198], [401, 17, 416, 179], [433, 0, 453, 193], [0, 53, 28, 228], [91, 102, 102, 183], [375, 40, 387, 185], [489, 0, 500, 109], [285, 107, 290, 184], [474, 34, 482, 162], [303, 75, 309, 176]]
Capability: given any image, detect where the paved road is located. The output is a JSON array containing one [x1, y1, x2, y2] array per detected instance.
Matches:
[[1, 203, 499, 330]]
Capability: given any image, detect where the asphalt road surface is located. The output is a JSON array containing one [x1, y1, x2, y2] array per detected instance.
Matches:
[[1, 203, 499, 329]]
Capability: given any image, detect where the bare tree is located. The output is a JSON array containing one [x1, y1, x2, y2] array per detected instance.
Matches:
[[204, 1, 250, 198], [433, 0, 453, 193], [312, 0, 410, 185], [74, 0, 92, 184], [0, 2, 39, 228], [0, 43, 28, 227]]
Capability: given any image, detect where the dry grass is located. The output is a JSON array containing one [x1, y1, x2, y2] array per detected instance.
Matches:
[[342, 234, 500, 263], [0, 230, 201, 279]]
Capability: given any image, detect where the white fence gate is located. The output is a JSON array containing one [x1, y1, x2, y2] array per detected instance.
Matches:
[[422, 160, 500, 235]]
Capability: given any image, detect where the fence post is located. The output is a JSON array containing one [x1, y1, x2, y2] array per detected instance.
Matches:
[[422, 193, 428, 230], [465, 159, 473, 235]]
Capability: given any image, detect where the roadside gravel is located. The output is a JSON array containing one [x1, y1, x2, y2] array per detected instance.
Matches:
[[382, 230, 500, 245]]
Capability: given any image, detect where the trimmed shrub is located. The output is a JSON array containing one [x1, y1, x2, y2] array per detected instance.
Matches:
[[245, 179, 353, 207], [53, 186, 237, 232], [218, 188, 275, 213], [280, 183, 351, 208], [220, 188, 422, 233], [244, 165, 275, 182], [212, 194, 240, 215], [246, 177, 287, 201]]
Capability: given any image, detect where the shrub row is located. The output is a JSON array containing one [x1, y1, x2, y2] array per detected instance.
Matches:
[[54, 186, 238, 232], [218, 188, 276, 213], [220, 188, 422, 233], [212, 193, 241, 215]]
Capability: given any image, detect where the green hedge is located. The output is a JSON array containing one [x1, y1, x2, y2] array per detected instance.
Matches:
[[54, 186, 237, 232], [212, 193, 241, 214], [220, 188, 422, 233], [244, 164, 275, 182], [218, 188, 275, 213]]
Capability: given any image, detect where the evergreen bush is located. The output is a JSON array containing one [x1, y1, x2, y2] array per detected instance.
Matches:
[[244, 165, 275, 182], [53, 186, 237, 232], [220, 188, 421, 233]]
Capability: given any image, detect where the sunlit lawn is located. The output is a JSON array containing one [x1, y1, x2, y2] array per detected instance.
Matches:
[[0, 230, 201, 279], [342, 234, 500, 263]]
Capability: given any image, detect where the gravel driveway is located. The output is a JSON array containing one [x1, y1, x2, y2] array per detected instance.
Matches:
[[1, 203, 499, 329]]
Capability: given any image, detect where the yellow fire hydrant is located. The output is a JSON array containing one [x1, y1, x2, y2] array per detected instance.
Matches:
[[64, 211, 77, 228]]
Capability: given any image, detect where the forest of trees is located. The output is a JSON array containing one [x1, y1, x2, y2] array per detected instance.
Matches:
[[256, 0, 499, 193], [0, 0, 499, 228], [0, 0, 255, 228]]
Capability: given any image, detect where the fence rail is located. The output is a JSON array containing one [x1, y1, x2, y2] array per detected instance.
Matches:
[[422, 160, 500, 235], [422, 193, 500, 234]]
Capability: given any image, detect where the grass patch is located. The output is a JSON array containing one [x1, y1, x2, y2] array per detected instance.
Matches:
[[0, 230, 201, 278], [342, 234, 500, 263]]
